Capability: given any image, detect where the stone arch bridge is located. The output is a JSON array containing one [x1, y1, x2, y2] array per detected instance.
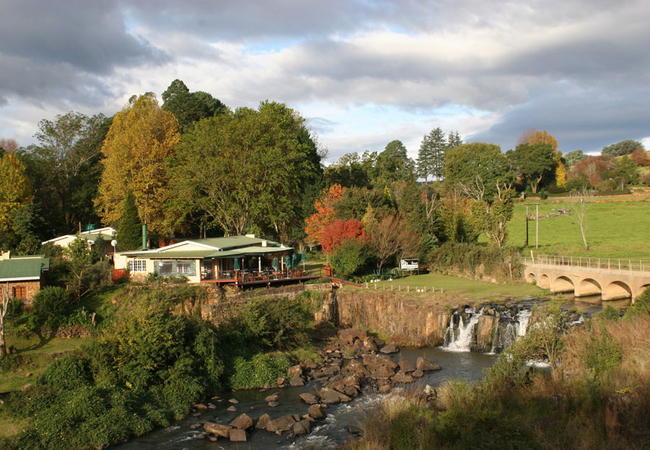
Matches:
[[524, 255, 650, 302]]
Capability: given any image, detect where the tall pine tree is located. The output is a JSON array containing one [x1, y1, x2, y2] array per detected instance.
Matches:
[[117, 191, 142, 251], [418, 128, 447, 181]]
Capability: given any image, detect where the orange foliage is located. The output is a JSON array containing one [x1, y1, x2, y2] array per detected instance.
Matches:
[[304, 184, 345, 244], [630, 148, 650, 167], [320, 219, 365, 255], [526, 130, 558, 150]]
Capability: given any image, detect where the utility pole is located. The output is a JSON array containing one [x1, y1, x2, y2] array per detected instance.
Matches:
[[525, 204, 529, 247], [536, 204, 539, 250]]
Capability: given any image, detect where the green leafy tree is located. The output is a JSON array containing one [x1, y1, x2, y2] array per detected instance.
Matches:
[[445, 143, 513, 201], [0, 153, 33, 237], [22, 111, 110, 235], [117, 191, 143, 251], [63, 237, 100, 299], [170, 101, 321, 238], [96, 93, 180, 239], [602, 139, 644, 157], [610, 155, 638, 189], [468, 184, 515, 248], [564, 149, 588, 167], [324, 152, 373, 188], [507, 143, 556, 193], [418, 128, 447, 181], [374, 140, 415, 187], [330, 239, 369, 275], [161, 79, 227, 133]]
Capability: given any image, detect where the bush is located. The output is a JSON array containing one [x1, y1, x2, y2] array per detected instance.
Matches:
[[428, 242, 523, 282], [32, 286, 70, 325], [626, 286, 650, 317], [330, 238, 369, 276], [582, 327, 622, 381], [229, 353, 290, 389]]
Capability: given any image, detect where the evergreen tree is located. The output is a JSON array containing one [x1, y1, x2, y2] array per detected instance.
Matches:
[[418, 128, 446, 182], [447, 131, 463, 150], [117, 191, 143, 251]]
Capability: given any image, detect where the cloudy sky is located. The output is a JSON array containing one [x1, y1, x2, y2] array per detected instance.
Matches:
[[1, 0, 649, 162]]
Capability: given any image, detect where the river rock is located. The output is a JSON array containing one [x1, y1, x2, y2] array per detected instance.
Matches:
[[416, 357, 442, 372], [229, 429, 247, 442], [267, 401, 279, 408], [264, 393, 279, 402], [276, 377, 287, 386], [287, 364, 303, 378], [204, 422, 231, 438], [338, 328, 367, 344], [392, 372, 415, 384], [412, 369, 424, 378], [292, 419, 311, 436], [308, 404, 325, 419], [379, 384, 391, 394], [371, 365, 396, 379], [342, 359, 370, 377], [380, 343, 399, 354], [343, 385, 359, 397], [227, 405, 237, 412], [362, 337, 378, 352], [256, 413, 271, 430], [230, 413, 253, 430], [319, 388, 351, 404], [193, 403, 208, 410], [300, 393, 318, 404], [363, 355, 398, 371], [266, 414, 296, 434], [289, 376, 305, 386], [190, 423, 202, 430], [228, 398, 239, 404], [398, 360, 415, 373]]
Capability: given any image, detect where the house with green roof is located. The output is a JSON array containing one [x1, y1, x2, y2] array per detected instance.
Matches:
[[42, 227, 116, 256], [114, 234, 309, 285], [0, 251, 50, 305]]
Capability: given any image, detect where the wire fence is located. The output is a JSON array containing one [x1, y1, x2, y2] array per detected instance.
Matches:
[[523, 255, 650, 273]]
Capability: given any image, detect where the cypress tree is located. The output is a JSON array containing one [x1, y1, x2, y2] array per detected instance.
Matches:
[[117, 191, 142, 250]]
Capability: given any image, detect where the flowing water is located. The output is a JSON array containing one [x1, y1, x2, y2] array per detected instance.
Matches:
[[117, 348, 496, 450]]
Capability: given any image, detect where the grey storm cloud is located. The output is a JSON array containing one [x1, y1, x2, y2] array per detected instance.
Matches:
[[0, 0, 167, 105], [470, 86, 650, 153]]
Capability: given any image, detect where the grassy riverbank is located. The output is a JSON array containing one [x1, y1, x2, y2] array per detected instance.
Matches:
[[345, 291, 650, 450], [494, 199, 650, 258], [355, 272, 546, 303]]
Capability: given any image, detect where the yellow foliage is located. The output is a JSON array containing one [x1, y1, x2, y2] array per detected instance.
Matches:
[[96, 94, 180, 237], [527, 130, 558, 150], [554, 151, 567, 187], [0, 154, 32, 231]]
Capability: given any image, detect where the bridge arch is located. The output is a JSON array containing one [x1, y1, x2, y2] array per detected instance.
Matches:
[[526, 272, 536, 284], [553, 276, 575, 293], [539, 274, 550, 289], [604, 281, 632, 301], [577, 278, 602, 297]]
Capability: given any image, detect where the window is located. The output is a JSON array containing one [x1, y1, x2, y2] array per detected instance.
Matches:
[[129, 260, 147, 272], [13, 286, 27, 298], [154, 260, 196, 277], [177, 260, 194, 275]]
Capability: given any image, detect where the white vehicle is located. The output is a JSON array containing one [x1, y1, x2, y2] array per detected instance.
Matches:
[[400, 258, 419, 272]]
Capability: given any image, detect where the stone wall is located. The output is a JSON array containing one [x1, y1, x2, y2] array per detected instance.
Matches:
[[2, 280, 42, 307], [336, 290, 451, 347]]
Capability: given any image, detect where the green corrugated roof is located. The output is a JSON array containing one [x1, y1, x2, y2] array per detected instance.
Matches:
[[0, 257, 49, 281], [124, 246, 291, 259], [187, 236, 281, 250]]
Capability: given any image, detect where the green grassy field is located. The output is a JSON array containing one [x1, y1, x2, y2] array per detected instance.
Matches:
[[486, 199, 650, 258], [356, 272, 546, 303]]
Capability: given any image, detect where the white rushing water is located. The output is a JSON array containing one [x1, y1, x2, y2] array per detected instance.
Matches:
[[516, 309, 532, 337], [443, 308, 482, 352]]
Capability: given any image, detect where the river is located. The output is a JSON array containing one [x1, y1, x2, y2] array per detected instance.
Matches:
[[117, 348, 496, 450]]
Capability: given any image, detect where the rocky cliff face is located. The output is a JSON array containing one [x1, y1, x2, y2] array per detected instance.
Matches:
[[335, 290, 451, 347]]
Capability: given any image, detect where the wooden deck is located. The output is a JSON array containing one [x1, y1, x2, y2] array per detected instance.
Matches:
[[200, 270, 321, 287]]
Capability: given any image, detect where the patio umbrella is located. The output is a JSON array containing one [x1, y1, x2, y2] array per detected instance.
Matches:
[[291, 253, 297, 268], [301, 250, 307, 271], [272, 257, 278, 271], [234, 258, 240, 271], [285, 255, 291, 272]]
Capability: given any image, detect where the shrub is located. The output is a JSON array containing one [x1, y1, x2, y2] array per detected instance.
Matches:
[[596, 305, 621, 321], [41, 355, 93, 391], [330, 238, 369, 275], [229, 353, 290, 389], [428, 242, 523, 282], [626, 286, 650, 317], [582, 327, 622, 381], [32, 286, 70, 325]]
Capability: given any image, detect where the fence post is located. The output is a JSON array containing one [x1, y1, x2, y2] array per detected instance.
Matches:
[[407, 285, 410, 293]]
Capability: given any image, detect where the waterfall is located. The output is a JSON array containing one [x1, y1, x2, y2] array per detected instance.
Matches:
[[516, 309, 532, 337], [443, 308, 482, 352]]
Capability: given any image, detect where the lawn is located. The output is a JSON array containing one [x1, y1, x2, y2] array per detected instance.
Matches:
[[356, 272, 547, 302], [489, 198, 650, 259]]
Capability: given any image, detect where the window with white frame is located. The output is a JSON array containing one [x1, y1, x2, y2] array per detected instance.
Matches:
[[129, 260, 147, 272], [176, 260, 194, 275]]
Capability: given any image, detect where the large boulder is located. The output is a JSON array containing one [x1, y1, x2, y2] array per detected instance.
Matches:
[[338, 328, 367, 344], [266, 415, 297, 434], [229, 429, 247, 442], [342, 359, 370, 377], [308, 404, 325, 419], [256, 413, 271, 430], [287, 365, 303, 378], [229, 413, 253, 430], [300, 393, 318, 405], [398, 360, 415, 373], [363, 355, 398, 371], [392, 372, 415, 384], [289, 376, 305, 386], [416, 357, 442, 372], [362, 337, 378, 352], [204, 422, 231, 438], [371, 365, 396, 379], [319, 388, 351, 404], [380, 343, 399, 354], [264, 393, 279, 403], [292, 419, 311, 436]]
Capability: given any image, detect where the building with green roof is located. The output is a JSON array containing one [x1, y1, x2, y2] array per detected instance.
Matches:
[[0, 251, 49, 305], [114, 234, 302, 285]]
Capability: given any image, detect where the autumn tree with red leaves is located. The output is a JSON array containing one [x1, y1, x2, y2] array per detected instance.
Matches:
[[320, 219, 365, 256], [305, 184, 345, 244]]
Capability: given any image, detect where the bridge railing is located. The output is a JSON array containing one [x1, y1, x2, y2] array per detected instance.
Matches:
[[523, 255, 650, 273]]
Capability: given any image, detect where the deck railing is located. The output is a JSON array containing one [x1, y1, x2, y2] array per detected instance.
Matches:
[[523, 255, 650, 273]]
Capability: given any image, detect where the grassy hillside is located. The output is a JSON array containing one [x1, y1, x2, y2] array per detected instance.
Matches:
[[485, 199, 650, 258]]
